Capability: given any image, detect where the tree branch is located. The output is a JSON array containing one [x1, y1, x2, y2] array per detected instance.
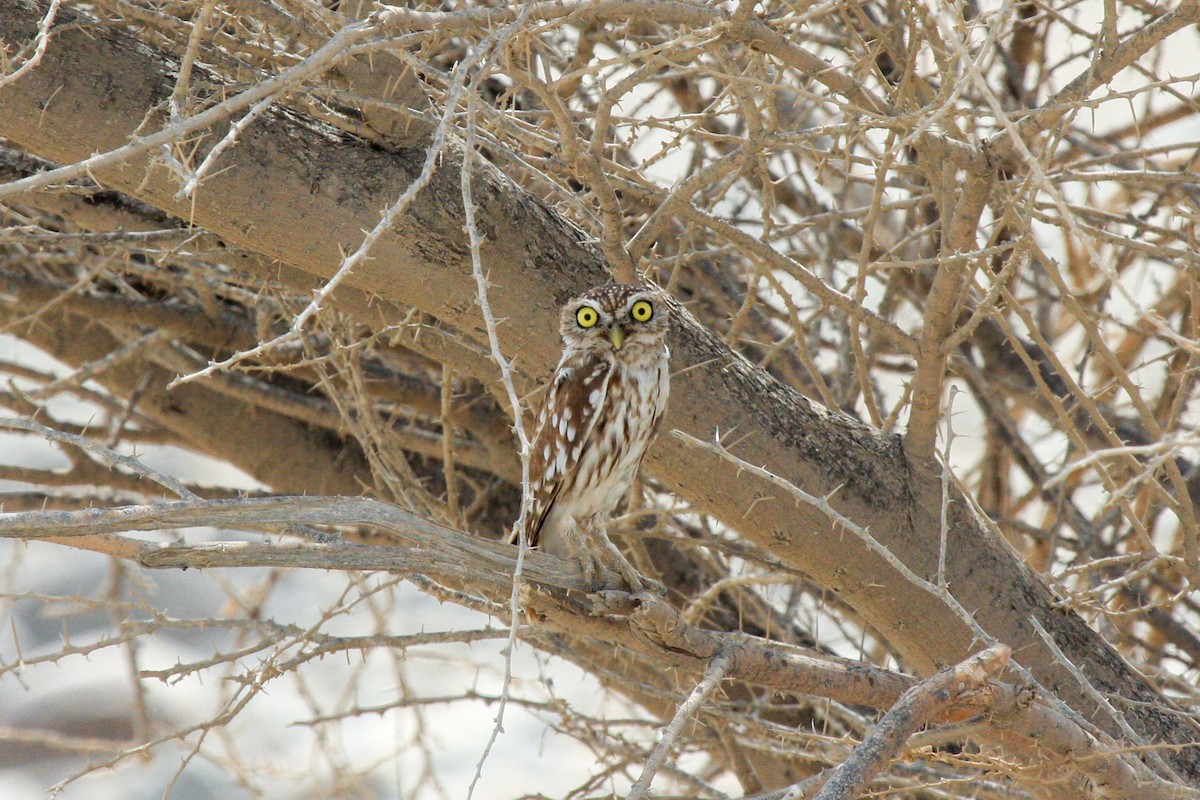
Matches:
[[810, 645, 1010, 800], [1, 0, 1197, 781]]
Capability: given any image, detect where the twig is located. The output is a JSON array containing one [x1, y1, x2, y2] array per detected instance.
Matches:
[[938, 387, 960, 589], [23, 330, 170, 400], [807, 644, 1010, 800], [670, 429, 995, 648], [0, 0, 62, 90], [627, 648, 733, 800], [1028, 614, 1184, 785], [159, 0, 218, 188], [0, 417, 196, 500], [457, 5, 539, 796], [0, 19, 388, 202], [1045, 437, 1200, 489], [176, 92, 275, 199]]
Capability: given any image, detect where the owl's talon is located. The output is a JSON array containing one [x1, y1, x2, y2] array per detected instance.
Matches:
[[613, 559, 645, 594], [576, 554, 604, 592], [635, 576, 668, 596], [587, 590, 640, 616], [584, 519, 647, 593]]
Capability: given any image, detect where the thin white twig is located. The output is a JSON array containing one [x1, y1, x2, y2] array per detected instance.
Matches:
[[627, 649, 733, 800], [456, 5, 539, 799], [0, 20, 382, 202], [160, 0, 218, 188], [177, 94, 275, 199], [0, 0, 62, 91], [938, 386, 962, 590], [166, 331, 299, 388], [1045, 437, 1200, 489], [0, 417, 197, 500], [1028, 614, 1183, 783], [24, 330, 170, 400]]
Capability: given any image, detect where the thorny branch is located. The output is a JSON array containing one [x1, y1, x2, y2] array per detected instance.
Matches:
[[808, 645, 1011, 800], [3, 494, 1186, 798], [2, 0, 1200, 795]]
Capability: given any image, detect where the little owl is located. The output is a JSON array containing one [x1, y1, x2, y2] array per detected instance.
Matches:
[[511, 283, 670, 591]]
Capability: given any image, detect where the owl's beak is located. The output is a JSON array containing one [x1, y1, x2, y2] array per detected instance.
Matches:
[[608, 325, 626, 350]]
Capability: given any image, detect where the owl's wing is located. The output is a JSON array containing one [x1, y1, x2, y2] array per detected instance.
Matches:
[[514, 352, 613, 547]]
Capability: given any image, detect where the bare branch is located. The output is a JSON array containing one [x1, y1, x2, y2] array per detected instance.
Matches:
[[810, 645, 1010, 800]]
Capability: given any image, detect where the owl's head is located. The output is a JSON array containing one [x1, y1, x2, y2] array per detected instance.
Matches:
[[559, 283, 669, 357]]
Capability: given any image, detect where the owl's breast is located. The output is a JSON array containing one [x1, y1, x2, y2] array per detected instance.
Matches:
[[557, 355, 669, 520]]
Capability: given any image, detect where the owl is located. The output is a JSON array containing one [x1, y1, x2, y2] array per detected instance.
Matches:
[[511, 283, 671, 591]]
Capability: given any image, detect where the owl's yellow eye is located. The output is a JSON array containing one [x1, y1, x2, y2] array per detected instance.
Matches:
[[576, 306, 599, 328], [630, 300, 653, 323]]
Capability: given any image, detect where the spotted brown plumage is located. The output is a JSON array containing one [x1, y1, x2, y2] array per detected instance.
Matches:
[[511, 284, 670, 585]]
